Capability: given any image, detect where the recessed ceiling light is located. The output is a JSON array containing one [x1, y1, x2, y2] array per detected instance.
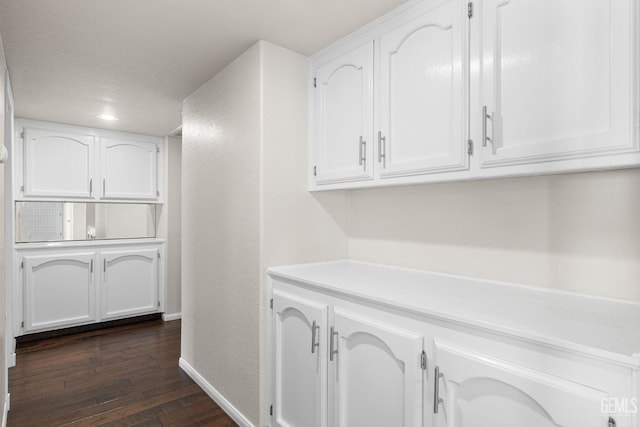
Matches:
[[97, 114, 118, 121]]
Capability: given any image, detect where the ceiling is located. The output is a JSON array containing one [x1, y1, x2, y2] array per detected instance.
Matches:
[[0, 0, 408, 136]]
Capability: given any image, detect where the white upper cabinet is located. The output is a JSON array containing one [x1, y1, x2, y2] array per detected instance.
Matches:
[[100, 138, 159, 200], [309, 0, 640, 190], [479, 0, 638, 170], [23, 127, 95, 199], [378, 0, 468, 179], [314, 42, 374, 185], [16, 120, 163, 202]]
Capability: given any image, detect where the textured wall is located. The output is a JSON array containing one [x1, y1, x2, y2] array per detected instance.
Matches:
[[348, 169, 640, 300], [181, 44, 262, 424]]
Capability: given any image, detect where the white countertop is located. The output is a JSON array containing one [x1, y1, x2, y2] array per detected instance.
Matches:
[[268, 260, 640, 367], [14, 238, 165, 250]]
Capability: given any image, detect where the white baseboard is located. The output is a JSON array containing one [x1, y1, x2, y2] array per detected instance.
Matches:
[[162, 312, 181, 321], [179, 357, 254, 427], [2, 393, 9, 427]]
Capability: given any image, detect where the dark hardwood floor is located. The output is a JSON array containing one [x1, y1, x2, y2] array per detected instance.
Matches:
[[8, 319, 238, 426]]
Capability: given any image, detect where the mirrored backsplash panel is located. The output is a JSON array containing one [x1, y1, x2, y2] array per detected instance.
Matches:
[[16, 202, 157, 243]]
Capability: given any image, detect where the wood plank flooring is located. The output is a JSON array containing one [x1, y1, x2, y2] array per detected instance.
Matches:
[[8, 319, 238, 426]]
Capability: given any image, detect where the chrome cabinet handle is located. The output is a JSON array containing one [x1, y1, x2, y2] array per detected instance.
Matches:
[[90, 259, 93, 273], [103, 179, 106, 195], [89, 179, 93, 196], [482, 105, 492, 147], [311, 320, 319, 354], [358, 136, 366, 170], [377, 131, 386, 168], [434, 366, 444, 414], [329, 327, 338, 361]]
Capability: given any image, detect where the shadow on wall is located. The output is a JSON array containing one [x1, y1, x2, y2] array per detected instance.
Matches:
[[345, 168, 640, 299]]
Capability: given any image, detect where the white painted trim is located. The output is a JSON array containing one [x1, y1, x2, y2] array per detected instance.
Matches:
[[2, 393, 10, 427], [8, 353, 15, 369], [178, 358, 254, 427], [162, 312, 181, 321]]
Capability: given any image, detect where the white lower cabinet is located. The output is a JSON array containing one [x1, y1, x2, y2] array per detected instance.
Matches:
[[273, 291, 328, 427], [433, 340, 609, 427], [17, 243, 164, 335], [331, 308, 424, 427], [101, 248, 159, 320], [272, 291, 425, 427], [23, 252, 97, 332], [270, 261, 638, 427]]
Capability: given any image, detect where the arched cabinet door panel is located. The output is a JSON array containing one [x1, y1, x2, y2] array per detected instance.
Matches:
[[272, 291, 328, 427], [432, 340, 609, 427], [378, 0, 468, 179], [479, 0, 638, 168], [314, 41, 374, 185], [23, 128, 95, 199], [23, 252, 97, 332], [100, 138, 159, 200], [100, 248, 159, 320], [330, 308, 423, 427]]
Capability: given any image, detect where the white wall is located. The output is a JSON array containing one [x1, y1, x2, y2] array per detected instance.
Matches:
[[0, 33, 8, 421], [182, 40, 348, 426], [348, 168, 640, 300], [182, 43, 263, 424], [165, 135, 181, 316]]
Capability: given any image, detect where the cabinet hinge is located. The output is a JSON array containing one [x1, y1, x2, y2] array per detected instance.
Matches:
[[20, 131, 24, 139], [157, 190, 160, 197], [20, 321, 24, 329], [157, 251, 161, 259], [421, 350, 427, 370], [467, 139, 474, 156], [313, 77, 317, 88], [158, 301, 161, 307], [270, 298, 274, 309], [313, 166, 317, 176], [468, 2, 473, 18], [270, 405, 273, 416], [156, 146, 160, 153], [20, 261, 24, 269], [20, 185, 24, 193]]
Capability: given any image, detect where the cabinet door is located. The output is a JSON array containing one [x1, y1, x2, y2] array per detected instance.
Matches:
[[101, 248, 159, 320], [314, 41, 374, 185], [23, 252, 96, 332], [432, 340, 609, 427], [378, 0, 468, 179], [273, 290, 328, 427], [330, 308, 423, 427], [479, 0, 637, 168], [23, 128, 95, 199], [100, 138, 158, 200]]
